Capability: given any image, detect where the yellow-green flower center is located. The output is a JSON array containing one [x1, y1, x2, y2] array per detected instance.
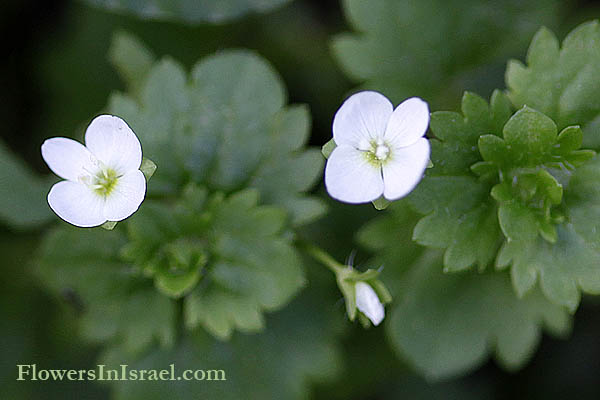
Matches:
[[91, 168, 119, 196], [361, 138, 391, 166]]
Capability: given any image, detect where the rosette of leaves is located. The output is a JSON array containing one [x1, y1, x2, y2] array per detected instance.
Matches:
[[408, 21, 600, 313], [122, 185, 306, 339], [331, 0, 563, 106]]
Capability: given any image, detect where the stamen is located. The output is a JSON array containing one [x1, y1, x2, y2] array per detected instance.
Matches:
[[375, 145, 389, 160]]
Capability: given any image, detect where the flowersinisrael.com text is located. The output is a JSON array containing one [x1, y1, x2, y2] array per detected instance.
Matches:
[[17, 364, 226, 382]]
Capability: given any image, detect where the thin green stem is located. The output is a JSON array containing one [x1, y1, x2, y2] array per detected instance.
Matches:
[[297, 240, 344, 274]]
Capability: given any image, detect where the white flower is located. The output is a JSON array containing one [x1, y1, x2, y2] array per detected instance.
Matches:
[[355, 281, 385, 326], [325, 91, 430, 203], [41, 115, 146, 228]]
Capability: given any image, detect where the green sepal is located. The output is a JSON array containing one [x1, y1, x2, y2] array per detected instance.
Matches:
[[321, 138, 336, 159], [140, 157, 157, 181], [101, 221, 118, 230], [372, 197, 390, 210]]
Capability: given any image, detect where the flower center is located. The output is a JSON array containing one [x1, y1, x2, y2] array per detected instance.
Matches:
[[361, 138, 391, 165], [374, 144, 390, 160], [79, 167, 120, 196]]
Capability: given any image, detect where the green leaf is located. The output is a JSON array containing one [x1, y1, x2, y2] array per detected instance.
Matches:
[[478, 134, 509, 166], [81, 0, 294, 24], [498, 202, 539, 242], [108, 30, 155, 95], [555, 126, 583, 155], [36, 226, 176, 353], [408, 92, 508, 272], [108, 35, 324, 224], [332, 0, 562, 105], [189, 50, 285, 188], [493, 156, 600, 310], [250, 105, 327, 226], [410, 176, 500, 272], [103, 288, 345, 400], [388, 252, 571, 380], [108, 57, 189, 196], [506, 22, 600, 149], [502, 107, 557, 165], [428, 91, 511, 176], [0, 140, 54, 230]]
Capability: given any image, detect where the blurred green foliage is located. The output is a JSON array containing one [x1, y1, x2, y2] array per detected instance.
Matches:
[[82, 0, 294, 24], [331, 0, 565, 108]]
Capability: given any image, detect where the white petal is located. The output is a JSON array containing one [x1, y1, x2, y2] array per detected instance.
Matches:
[[103, 170, 146, 222], [384, 97, 430, 147], [382, 138, 430, 201], [85, 115, 142, 174], [325, 145, 384, 204], [333, 91, 393, 148], [47, 181, 106, 227], [41, 138, 98, 182], [355, 282, 384, 326]]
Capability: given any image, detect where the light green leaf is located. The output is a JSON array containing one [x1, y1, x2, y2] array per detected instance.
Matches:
[[409, 115, 502, 277], [428, 91, 510, 177], [189, 50, 285, 188], [506, 21, 600, 149], [555, 126, 583, 155], [250, 105, 327, 226], [388, 252, 571, 380], [478, 134, 509, 166], [81, 0, 294, 24], [502, 107, 557, 165], [498, 202, 539, 242]]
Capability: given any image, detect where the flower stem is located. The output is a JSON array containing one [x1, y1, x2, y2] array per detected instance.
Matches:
[[297, 240, 344, 274]]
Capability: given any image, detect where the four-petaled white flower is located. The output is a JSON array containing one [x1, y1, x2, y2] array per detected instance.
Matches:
[[325, 91, 430, 203], [41, 115, 146, 227], [355, 281, 385, 326]]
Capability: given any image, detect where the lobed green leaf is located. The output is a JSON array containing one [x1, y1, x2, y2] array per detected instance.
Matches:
[[506, 21, 600, 149]]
